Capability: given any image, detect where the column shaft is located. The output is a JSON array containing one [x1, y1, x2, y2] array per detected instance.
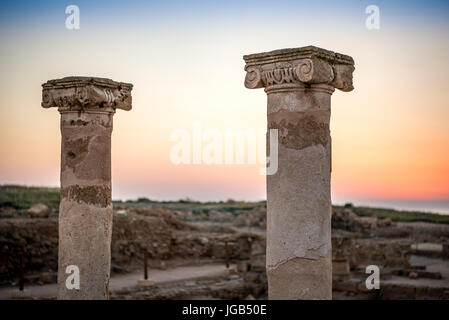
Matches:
[[41, 76, 133, 300], [266, 84, 333, 299], [58, 111, 113, 299], [243, 46, 355, 300]]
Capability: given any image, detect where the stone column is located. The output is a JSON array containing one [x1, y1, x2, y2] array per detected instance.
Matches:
[[42, 77, 133, 299], [243, 46, 354, 299]]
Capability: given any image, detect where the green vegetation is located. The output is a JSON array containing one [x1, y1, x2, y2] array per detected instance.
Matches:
[[1, 185, 447, 224], [0, 185, 60, 210], [136, 197, 154, 204], [334, 204, 449, 225]]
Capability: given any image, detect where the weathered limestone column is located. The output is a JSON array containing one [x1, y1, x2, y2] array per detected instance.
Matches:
[[243, 46, 354, 299], [42, 77, 133, 299]]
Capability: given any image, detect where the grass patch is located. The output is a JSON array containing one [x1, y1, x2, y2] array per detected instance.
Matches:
[[334, 204, 449, 225], [0, 185, 60, 210], [2, 185, 447, 225]]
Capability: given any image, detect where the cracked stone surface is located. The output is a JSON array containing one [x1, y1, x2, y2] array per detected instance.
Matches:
[[244, 46, 354, 299], [42, 77, 132, 299]]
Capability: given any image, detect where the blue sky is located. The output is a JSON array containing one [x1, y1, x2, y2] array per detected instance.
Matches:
[[1, 0, 448, 31]]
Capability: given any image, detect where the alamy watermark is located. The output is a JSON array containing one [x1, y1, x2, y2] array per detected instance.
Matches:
[[65, 5, 80, 30], [365, 5, 380, 30], [169, 121, 278, 175], [65, 265, 80, 290], [365, 265, 380, 289]]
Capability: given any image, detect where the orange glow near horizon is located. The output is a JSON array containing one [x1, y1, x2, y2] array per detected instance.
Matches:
[[0, 2, 448, 208]]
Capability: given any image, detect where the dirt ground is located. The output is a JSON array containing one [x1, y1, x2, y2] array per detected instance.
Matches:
[[1, 204, 448, 299]]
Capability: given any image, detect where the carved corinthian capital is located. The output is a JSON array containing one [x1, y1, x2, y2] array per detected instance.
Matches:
[[42, 76, 133, 113], [243, 46, 354, 92]]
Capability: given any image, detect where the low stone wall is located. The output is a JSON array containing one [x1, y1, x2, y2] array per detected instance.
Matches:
[[0, 218, 58, 285], [0, 213, 188, 285], [332, 236, 411, 269], [0, 210, 260, 285]]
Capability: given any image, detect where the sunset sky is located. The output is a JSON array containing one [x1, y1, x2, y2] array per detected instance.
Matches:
[[0, 0, 448, 213]]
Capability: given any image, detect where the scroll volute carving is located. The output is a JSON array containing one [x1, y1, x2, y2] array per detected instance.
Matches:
[[295, 58, 334, 84], [41, 77, 133, 113], [243, 46, 354, 92], [244, 66, 264, 89], [331, 64, 355, 92], [114, 86, 132, 111]]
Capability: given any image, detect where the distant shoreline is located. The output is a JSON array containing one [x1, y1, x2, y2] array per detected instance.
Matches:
[[1, 184, 448, 217], [333, 200, 449, 216]]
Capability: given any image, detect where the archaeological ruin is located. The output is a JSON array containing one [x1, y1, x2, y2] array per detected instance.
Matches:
[[41, 77, 133, 299], [244, 46, 355, 299]]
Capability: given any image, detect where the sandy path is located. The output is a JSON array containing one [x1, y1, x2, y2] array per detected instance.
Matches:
[[0, 263, 233, 300]]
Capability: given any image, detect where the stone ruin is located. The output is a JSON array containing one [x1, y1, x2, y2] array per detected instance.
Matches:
[[243, 46, 354, 299], [42, 76, 133, 299], [38, 46, 356, 300]]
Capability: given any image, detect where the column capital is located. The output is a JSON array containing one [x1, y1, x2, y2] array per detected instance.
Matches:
[[42, 76, 133, 114], [243, 46, 354, 92]]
